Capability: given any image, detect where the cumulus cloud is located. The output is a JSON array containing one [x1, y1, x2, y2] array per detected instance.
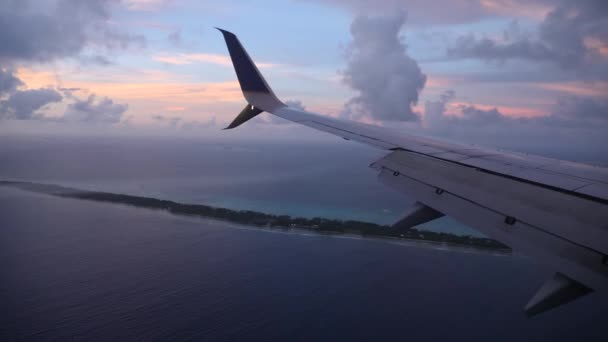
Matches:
[[0, 68, 23, 95], [0, 69, 128, 123], [0, 0, 145, 64], [0, 1, 140, 125], [424, 89, 454, 125], [1, 67, 63, 120], [0, 88, 62, 120], [447, 1, 608, 69], [63, 95, 128, 123], [302, 0, 499, 25], [341, 11, 426, 122]]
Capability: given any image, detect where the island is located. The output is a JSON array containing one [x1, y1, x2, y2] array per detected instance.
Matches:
[[1, 181, 511, 253]]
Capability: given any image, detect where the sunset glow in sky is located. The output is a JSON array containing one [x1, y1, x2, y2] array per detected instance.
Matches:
[[1, 0, 607, 156]]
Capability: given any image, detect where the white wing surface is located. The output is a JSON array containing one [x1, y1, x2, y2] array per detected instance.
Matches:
[[217, 29, 608, 316]]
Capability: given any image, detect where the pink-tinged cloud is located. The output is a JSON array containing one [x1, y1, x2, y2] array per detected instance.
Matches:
[[165, 106, 186, 111], [448, 102, 546, 118], [584, 37, 608, 57], [17, 67, 244, 103], [538, 82, 608, 98], [153, 53, 276, 68], [425, 76, 457, 89], [479, 0, 552, 20]]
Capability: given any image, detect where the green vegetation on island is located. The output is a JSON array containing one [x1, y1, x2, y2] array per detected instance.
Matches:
[[1, 181, 511, 252]]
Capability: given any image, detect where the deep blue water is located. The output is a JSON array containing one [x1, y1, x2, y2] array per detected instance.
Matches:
[[1, 187, 607, 341]]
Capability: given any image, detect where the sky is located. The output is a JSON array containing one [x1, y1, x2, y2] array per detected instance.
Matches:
[[1, 0, 607, 160]]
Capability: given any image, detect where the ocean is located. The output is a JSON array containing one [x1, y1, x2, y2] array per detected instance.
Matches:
[[0, 135, 479, 235], [1, 135, 606, 341]]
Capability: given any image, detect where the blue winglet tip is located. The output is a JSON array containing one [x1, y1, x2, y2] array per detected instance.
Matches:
[[215, 27, 233, 36]]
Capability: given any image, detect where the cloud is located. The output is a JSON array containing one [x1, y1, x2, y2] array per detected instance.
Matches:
[[58, 87, 84, 98], [303, 0, 505, 25], [1, 68, 63, 120], [0, 0, 145, 64], [167, 30, 182, 47], [341, 11, 426, 122], [151, 114, 181, 128], [0, 68, 129, 124], [422, 89, 608, 156], [63, 94, 128, 123], [427, 90, 608, 128], [423, 89, 456, 127], [447, 1, 608, 69], [0, 67, 23, 95], [180, 117, 217, 130], [548, 95, 608, 126], [0, 88, 62, 120], [285, 100, 306, 111]]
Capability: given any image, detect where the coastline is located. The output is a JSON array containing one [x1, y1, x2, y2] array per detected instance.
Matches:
[[0, 180, 512, 254]]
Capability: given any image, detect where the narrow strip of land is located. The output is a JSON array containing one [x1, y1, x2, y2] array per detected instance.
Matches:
[[1, 181, 511, 253]]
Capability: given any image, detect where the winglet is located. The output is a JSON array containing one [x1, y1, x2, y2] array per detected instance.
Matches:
[[216, 28, 284, 121], [224, 104, 263, 130]]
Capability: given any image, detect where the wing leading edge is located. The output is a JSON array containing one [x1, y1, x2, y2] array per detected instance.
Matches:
[[217, 28, 608, 316]]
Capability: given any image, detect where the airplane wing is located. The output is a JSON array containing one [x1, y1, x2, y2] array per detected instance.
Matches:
[[216, 28, 608, 316]]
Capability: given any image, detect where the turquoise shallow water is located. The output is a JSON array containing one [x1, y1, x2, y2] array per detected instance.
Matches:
[[0, 135, 480, 236]]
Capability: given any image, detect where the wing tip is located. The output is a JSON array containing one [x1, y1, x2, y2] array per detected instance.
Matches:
[[214, 27, 232, 36]]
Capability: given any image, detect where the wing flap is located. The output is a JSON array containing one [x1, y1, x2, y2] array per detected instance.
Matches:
[[525, 272, 593, 317]]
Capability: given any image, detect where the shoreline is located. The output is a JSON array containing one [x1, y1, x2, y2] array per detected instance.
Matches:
[[0, 180, 512, 254]]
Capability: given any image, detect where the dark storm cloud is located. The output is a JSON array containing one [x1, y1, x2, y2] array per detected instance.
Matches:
[[0, 0, 145, 63], [63, 95, 128, 123], [0, 88, 63, 120], [341, 11, 426, 122], [447, 1, 608, 69]]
